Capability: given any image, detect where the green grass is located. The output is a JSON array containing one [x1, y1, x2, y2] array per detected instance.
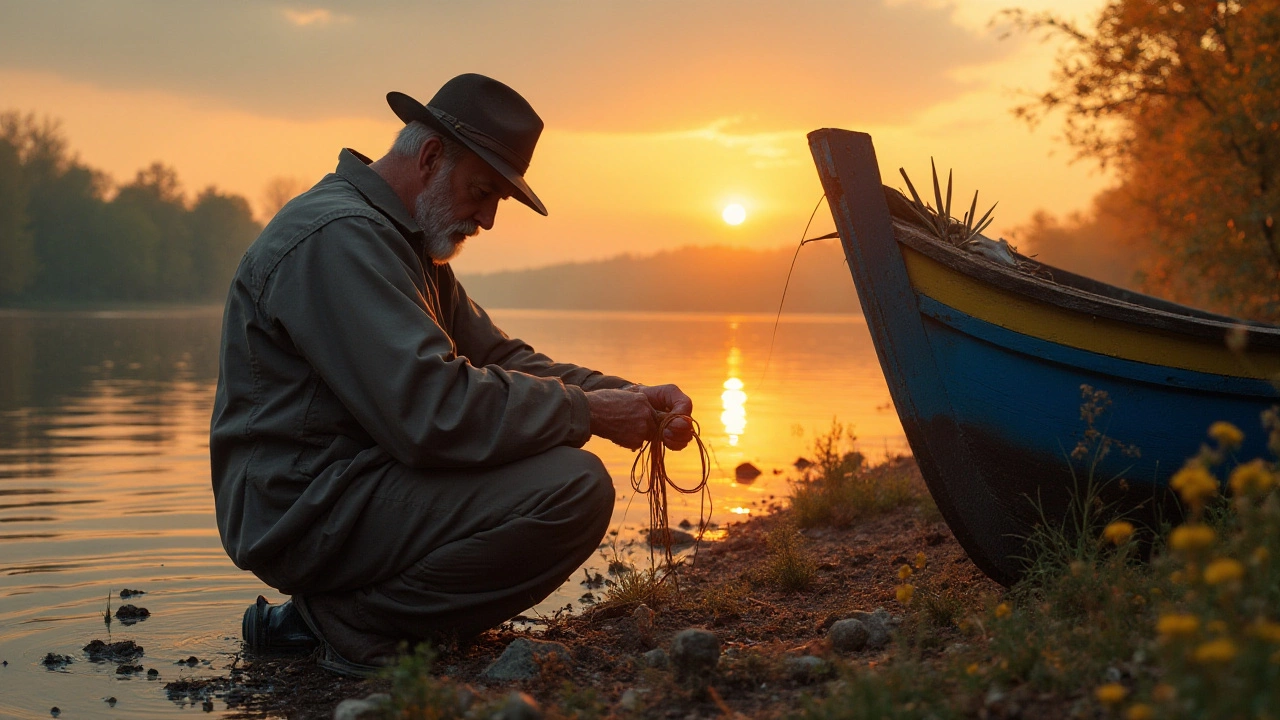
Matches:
[[789, 420, 918, 528], [755, 525, 818, 593]]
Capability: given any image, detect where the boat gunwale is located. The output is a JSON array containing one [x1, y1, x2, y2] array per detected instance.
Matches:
[[891, 221, 1280, 351]]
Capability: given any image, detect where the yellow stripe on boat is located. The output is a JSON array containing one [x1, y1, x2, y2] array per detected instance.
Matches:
[[903, 246, 1280, 381]]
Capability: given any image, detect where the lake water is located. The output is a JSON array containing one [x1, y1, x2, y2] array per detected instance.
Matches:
[[0, 307, 906, 718]]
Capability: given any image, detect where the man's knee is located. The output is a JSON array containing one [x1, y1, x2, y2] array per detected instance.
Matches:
[[543, 446, 615, 523]]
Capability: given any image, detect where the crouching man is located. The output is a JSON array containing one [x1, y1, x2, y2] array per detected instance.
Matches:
[[210, 74, 693, 676]]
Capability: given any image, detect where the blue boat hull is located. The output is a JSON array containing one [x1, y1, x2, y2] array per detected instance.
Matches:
[[808, 129, 1280, 585]]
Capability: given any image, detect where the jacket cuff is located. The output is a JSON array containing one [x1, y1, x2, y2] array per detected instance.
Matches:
[[565, 384, 593, 447]]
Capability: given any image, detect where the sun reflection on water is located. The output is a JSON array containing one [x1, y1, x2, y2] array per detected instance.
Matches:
[[720, 342, 748, 446]]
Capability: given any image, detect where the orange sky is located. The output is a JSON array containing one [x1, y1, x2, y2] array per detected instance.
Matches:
[[0, 0, 1112, 273]]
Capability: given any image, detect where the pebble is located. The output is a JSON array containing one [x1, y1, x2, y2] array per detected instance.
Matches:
[[646, 528, 696, 547], [41, 653, 73, 670], [482, 638, 572, 681], [119, 588, 146, 599], [202, 699, 214, 712], [828, 619, 869, 652], [105, 697, 117, 706], [642, 648, 670, 669], [50, 707, 59, 718], [633, 604, 655, 640], [115, 663, 143, 674], [332, 693, 391, 720], [115, 605, 150, 623], [147, 668, 159, 678], [619, 688, 641, 711], [785, 655, 832, 683], [846, 608, 898, 650], [670, 628, 720, 688], [83, 639, 144, 662], [497, 691, 542, 720]]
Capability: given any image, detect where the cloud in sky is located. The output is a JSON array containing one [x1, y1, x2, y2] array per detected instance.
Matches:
[[0, 0, 1006, 131], [282, 7, 349, 27]]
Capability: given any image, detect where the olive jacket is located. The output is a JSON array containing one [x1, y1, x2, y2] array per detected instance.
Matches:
[[210, 149, 629, 582]]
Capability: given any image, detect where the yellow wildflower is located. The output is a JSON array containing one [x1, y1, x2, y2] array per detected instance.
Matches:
[[1193, 638, 1238, 663], [1125, 704, 1154, 720], [913, 552, 927, 569], [1169, 524, 1216, 553], [1203, 558, 1245, 585], [965, 662, 979, 676], [1249, 620, 1280, 643], [1209, 421, 1245, 449], [1095, 683, 1128, 705], [896, 584, 914, 604], [898, 564, 914, 580], [995, 602, 1011, 619], [1151, 683, 1176, 703], [1103, 520, 1135, 545], [1170, 465, 1219, 509], [1229, 459, 1274, 497], [1156, 613, 1200, 639]]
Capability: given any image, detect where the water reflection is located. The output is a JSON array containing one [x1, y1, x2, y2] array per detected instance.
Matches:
[[0, 307, 907, 718], [720, 341, 747, 446]]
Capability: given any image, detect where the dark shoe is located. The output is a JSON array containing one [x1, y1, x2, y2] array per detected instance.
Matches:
[[241, 595, 319, 654]]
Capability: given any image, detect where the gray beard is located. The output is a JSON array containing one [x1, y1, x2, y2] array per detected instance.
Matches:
[[414, 168, 480, 265]]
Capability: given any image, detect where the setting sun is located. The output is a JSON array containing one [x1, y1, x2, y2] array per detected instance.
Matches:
[[722, 203, 747, 226]]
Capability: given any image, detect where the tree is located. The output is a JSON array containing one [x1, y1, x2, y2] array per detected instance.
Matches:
[[261, 175, 309, 221], [1007, 1, 1280, 320], [0, 139, 36, 296], [188, 187, 260, 299]]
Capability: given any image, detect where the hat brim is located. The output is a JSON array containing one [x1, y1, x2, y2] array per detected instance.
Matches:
[[387, 91, 547, 216]]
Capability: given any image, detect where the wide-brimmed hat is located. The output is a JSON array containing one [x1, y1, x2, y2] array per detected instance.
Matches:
[[387, 74, 547, 216]]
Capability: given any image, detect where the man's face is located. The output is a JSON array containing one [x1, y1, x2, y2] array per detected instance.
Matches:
[[414, 148, 512, 265]]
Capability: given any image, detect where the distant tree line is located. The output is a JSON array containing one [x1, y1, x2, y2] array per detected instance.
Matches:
[[0, 113, 260, 303]]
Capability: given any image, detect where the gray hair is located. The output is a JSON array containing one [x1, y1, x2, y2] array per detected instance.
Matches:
[[391, 120, 463, 162]]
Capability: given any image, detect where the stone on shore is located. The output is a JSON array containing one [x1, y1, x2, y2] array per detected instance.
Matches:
[[827, 619, 869, 652], [670, 628, 720, 688], [482, 638, 572, 682], [332, 692, 390, 720], [497, 691, 542, 720]]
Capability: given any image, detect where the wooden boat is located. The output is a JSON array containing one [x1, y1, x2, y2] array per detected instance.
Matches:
[[808, 129, 1280, 585]]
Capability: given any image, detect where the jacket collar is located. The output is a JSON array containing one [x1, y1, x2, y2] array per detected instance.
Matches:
[[335, 148, 423, 239]]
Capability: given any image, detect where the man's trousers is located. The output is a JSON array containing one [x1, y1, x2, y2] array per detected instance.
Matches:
[[253, 445, 615, 665]]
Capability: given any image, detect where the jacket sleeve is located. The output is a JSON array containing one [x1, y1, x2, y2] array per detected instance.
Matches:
[[439, 267, 634, 392], [261, 216, 593, 469]]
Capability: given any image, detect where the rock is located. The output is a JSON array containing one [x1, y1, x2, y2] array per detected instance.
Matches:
[[105, 697, 116, 706], [642, 648, 670, 669], [482, 638, 572, 681], [646, 527, 696, 547], [332, 693, 391, 720], [734, 462, 762, 482], [633, 604, 655, 640], [619, 688, 641, 711], [41, 653, 73, 670], [115, 663, 143, 674], [115, 605, 150, 624], [176, 656, 199, 666], [83, 639, 143, 662], [119, 588, 146, 599], [847, 608, 899, 650], [828, 619, 869, 653], [202, 699, 214, 712], [670, 628, 720, 688], [785, 655, 832, 683], [50, 707, 60, 718], [147, 668, 159, 678], [678, 518, 693, 530], [497, 691, 542, 720], [793, 457, 813, 471]]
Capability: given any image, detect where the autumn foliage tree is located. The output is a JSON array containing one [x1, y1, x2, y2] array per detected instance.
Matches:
[[1008, 1, 1280, 320]]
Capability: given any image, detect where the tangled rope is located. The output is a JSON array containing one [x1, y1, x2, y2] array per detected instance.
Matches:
[[629, 413, 712, 580]]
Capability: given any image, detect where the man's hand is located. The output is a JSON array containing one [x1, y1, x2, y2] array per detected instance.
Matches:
[[634, 384, 694, 451], [585, 389, 658, 450]]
